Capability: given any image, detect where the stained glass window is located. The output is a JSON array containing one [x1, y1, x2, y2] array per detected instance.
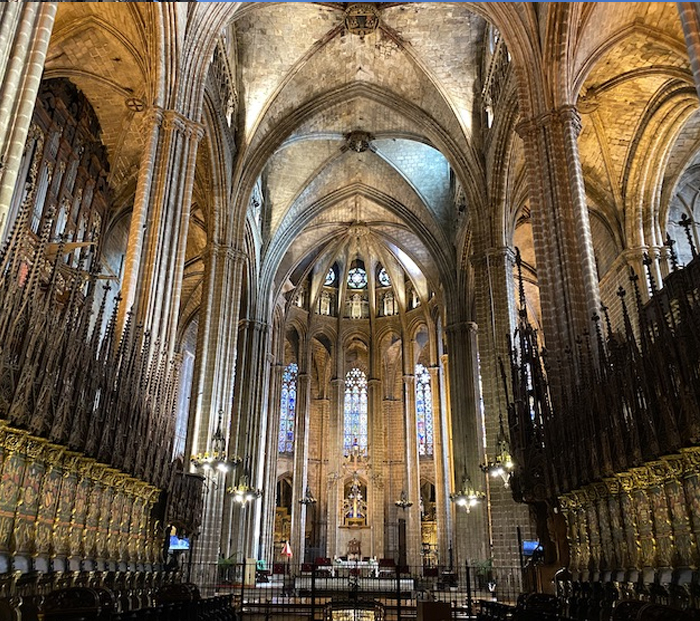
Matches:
[[344, 368, 368, 451], [415, 363, 434, 456], [325, 268, 336, 286], [278, 363, 298, 453], [377, 267, 390, 287], [347, 267, 367, 289]]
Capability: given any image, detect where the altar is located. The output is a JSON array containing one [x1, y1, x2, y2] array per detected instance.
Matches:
[[294, 576, 415, 594], [332, 558, 379, 577]]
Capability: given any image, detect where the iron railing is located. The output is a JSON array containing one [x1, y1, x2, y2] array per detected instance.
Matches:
[[187, 561, 524, 621]]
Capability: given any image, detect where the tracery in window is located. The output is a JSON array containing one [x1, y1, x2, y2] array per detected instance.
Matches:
[[325, 268, 336, 286], [278, 363, 298, 453], [344, 368, 368, 451], [377, 267, 390, 287], [347, 267, 367, 289], [415, 363, 434, 456]]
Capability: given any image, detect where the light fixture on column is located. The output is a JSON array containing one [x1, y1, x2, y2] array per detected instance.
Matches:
[[450, 475, 485, 513], [394, 490, 413, 510], [190, 410, 241, 473], [480, 415, 515, 488], [299, 487, 317, 506], [228, 458, 263, 506]]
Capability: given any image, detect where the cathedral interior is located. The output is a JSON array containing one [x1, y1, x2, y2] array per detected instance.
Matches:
[[1, 2, 700, 620]]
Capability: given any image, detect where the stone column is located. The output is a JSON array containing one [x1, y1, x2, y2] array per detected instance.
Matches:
[[368, 377, 384, 558], [402, 364, 422, 569], [119, 108, 204, 356], [312, 396, 330, 558], [678, 3, 700, 100], [0, 1, 56, 238], [428, 365, 449, 566], [445, 320, 489, 565], [438, 353, 454, 566], [471, 247, 534, 569], [517, 106, 600, 372], [290, 372, 311, 563], [188, 243, 246, 580], [229, 319, 271, 561], [259, 361, 284, 564], [327, 377, 344, 557]]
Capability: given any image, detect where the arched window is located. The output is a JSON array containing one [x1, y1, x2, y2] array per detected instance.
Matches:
[[415, 363, 434, 456], [344, 368, 368, 451], [278, 363, 298, 453]]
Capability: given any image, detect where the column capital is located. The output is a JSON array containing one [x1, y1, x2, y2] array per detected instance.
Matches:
[[470, 245, 516, 269], [445, 320, 478, 335], [621, 246, 651, 264], [160, 108, 206, 141], [209, 241, 247, 264], [402, 374, 415, 385], [515, 104, 582, 140], [239, 318, 268, 333]]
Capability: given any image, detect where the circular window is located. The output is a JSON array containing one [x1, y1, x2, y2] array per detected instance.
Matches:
[[377, 267, 390, 287], [347, 267, 367, 289], [325, 268, 336, 286]]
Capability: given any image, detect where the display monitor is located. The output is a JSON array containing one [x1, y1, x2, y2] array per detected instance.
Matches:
[[522, 540, 542, 556], [169, 535, 190, 551]]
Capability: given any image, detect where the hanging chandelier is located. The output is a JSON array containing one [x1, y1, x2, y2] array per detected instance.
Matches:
[[450, 475, 485, 513], [480, 416, 515, 487], [394, 490, 413, 510], [190, 410, 241, 473], [228, 457, 263, 506], [229, 474, 263, 506], [299, 487, 317, 506]]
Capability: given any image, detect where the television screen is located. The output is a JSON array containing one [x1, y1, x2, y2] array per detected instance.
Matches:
[[522, 540, 541, 556], [169, 535, 190, 551]]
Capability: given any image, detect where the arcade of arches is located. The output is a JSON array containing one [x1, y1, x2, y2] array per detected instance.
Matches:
[[1, 0, 700, 602]]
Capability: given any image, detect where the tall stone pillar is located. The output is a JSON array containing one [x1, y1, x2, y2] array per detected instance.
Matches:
[[229, 319, 271, 561], [428, 365, 450, 566], [679, 3, 700, 100], [260, 361, 284, 563], [119, 108, 204, 356], [368, 377, 385, 558], [517, 106, 599, 370], [471, 246, 534, 569], [311, 396, 330, 558], [326, 377, 344, 557], [445, 320, 489, 565], [189, 243, 246, 579], [290, 372, 311, 563], [402, 371, 422, 569], [0, 2, 56, 238], [438, 353, 454, 566]]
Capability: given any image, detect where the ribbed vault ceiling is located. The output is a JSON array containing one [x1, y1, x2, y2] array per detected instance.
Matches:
[[233, 2, 486, 308]]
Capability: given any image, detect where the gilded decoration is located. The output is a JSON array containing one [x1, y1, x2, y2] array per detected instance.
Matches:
[[0, 426, 161, 569], [558, 452, 700, 575]]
